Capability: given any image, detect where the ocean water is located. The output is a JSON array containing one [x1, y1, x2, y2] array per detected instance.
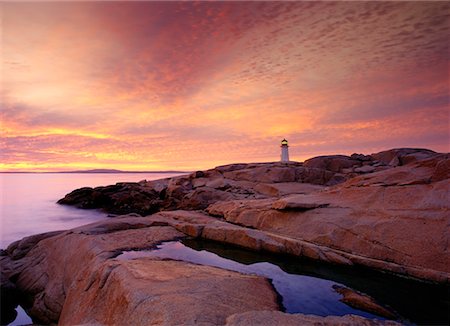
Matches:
[[0, 172, 185, 249]]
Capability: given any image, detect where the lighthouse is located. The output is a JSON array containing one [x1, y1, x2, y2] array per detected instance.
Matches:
[[280, 139, 289, 162]]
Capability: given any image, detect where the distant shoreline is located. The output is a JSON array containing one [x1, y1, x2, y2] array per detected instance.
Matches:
[[0, 170, 189, 174]]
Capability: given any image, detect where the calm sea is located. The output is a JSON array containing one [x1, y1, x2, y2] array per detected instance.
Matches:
[[0, 172, 185, 249]]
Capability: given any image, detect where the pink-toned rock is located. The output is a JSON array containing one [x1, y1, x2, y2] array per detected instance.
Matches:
[[272, 194, 329, 210], [203, 155, 450, 282], [254, 182, 324, 197], [50, 149, 449, 285], [226, 311, 401, 326], [192, 177, 208, 188], [150, 210, 449, 282], [4, 212, 292, 325], [304, 155, 362, 172], [60, 260, 279, 325], [5, 217, 184, 324], [5, 149, 449, 324], [370, 148, 436, 166], [224, 166, 297, 183], [179, 187, 234, 210], [215, 163, 252, 173], [295, 167, 337, 185], [205, 176, 230, 189], [431, 157, 450, 182]]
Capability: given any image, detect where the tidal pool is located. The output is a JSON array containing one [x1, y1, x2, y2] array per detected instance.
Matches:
[[119, 239, 449, 325]]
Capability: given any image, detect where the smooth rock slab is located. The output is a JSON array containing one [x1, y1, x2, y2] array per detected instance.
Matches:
[[59, 259, 280, 326], [272, 194, 329, 210], [5, 220, 184, 324]]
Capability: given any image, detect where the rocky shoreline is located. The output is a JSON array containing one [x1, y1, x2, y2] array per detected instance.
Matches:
[[1, 148, 448, 325]]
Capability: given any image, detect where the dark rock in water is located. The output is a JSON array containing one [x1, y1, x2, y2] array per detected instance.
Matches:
[[57, 183, 163, 216], [57, 163, 344, 215], [0, 270, 20, 325], [57, 186, 95, 207], [332, 285, 398, 319], [56, 148, 446, 221]]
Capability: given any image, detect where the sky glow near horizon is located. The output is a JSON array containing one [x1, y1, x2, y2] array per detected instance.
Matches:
[[1, 1, 449, 171]]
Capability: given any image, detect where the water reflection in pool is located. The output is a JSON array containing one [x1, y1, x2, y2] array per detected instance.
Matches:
[[119, 239, 449, 325], [120, 241, 384, 320]]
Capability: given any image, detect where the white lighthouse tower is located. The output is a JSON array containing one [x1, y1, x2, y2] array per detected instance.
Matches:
[[280, 139, 289, 162]]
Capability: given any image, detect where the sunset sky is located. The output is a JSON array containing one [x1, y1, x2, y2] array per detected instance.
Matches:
[[1, 1, 449, 172]]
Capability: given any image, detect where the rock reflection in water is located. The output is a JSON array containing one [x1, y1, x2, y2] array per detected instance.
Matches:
[[119, 240, 382, 319], [184, 239, 449, 325]]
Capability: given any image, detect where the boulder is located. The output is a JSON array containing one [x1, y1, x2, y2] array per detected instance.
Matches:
[[254, 182, 324, 197], [431, 157, 450, 182], [295, 167, 337, 185], [6, 230, 65, 260], [354, 165, 375, 173], [4, 218, 183, 324], [223, 166, 297, 183], [205, 177, 231, 189], [57, 183, 163, 215], [60, 260, 279, 325], [272, 195, 329, 210], [179, 187, 234, 210], [351, 153, 372, 161], [215, 163, 252, 173], [304, 155, 362, 173], [371, 148, 437, 166], [165, 176, 193, 200]]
